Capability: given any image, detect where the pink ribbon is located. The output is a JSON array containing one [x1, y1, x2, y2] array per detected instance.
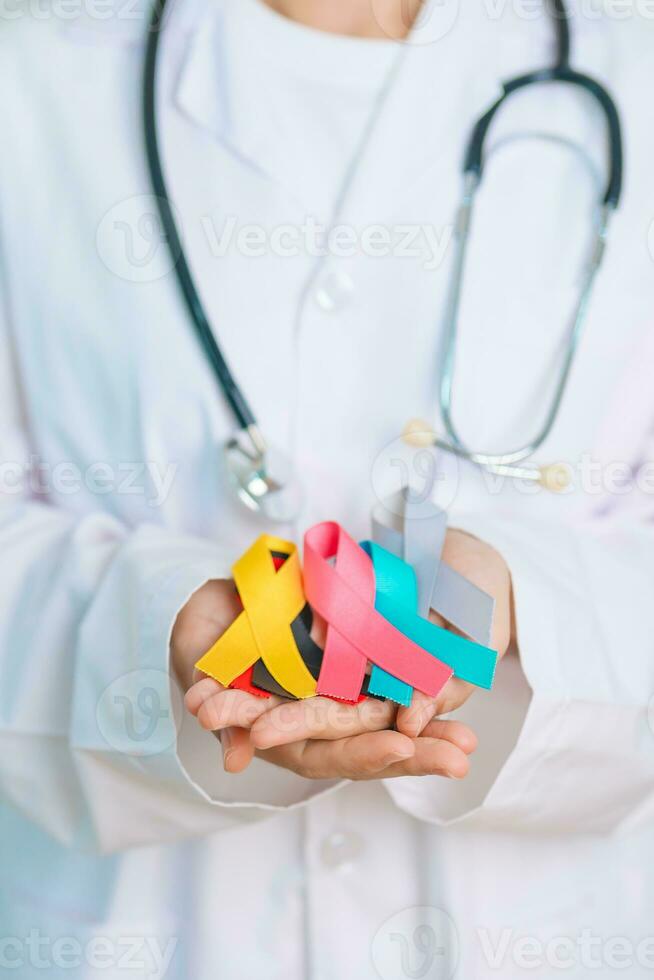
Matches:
[[303, 522, 453, 703]]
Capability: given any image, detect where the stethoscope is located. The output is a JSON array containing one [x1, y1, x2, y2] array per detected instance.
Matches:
[[144, 0, 623, 521]]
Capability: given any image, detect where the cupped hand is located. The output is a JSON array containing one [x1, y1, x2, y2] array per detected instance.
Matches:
[[173, 544, 496, 781], [171, 578, 242, 693], [185, 676, 477, 780], [256, 717, 477, 781]]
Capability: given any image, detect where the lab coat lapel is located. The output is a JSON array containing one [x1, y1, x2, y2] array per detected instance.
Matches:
[[173, 10, 342, 200], [173, 6, 230, 148], [173, 2, 301, 192]]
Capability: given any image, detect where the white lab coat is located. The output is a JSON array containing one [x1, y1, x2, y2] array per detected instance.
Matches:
[[1, 0, 654, 977]]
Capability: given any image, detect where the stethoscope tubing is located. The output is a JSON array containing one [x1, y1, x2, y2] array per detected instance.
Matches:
[[143, 0, 259, 437], [142, 0, 624, 496], [464, 66, 623, 208]]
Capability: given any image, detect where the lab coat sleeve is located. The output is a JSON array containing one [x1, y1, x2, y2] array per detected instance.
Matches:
[[384, 508, 654, 834], [0, 321, 339, 857]]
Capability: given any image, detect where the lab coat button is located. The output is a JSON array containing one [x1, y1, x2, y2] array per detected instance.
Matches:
[[320, 830, 364, 869], [314, 270, 355, 312]]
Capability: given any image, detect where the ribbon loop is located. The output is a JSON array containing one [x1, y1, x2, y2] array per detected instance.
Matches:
[[195, 535, 318, 700], [304, 522, 454, 704]]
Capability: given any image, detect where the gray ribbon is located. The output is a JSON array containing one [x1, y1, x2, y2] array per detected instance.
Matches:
[[371, 490, 495, 647]]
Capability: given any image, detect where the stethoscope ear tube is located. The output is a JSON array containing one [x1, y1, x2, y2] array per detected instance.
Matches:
[[463, 68, 623, 208]]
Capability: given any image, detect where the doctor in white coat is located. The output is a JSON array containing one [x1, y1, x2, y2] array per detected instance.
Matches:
[[1, 0, 654, 977]]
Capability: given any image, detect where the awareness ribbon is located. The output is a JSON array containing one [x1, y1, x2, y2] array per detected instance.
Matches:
[[195, 535, 317, 700], [361, 540, 498, 706], [304, 521, 454, 703], [251, 600, 325, 699], [372, 489, 495, 646]]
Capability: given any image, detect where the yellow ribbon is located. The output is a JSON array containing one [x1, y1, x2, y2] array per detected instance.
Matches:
[[195, 534, 318, 700]]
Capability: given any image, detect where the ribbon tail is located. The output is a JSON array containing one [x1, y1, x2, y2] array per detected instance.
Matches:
[[367, 666, 413, 706], [259, 631, 318, 699], [231, 665, 271, 698], [431, 629, 498, 689], [316, 631, 368, 702], [374, 590, 497, 690], [304, 523, 371, 702], [431, 563, 496, 648], [359, 540, 452, 705], [195, 613, 258, 686]]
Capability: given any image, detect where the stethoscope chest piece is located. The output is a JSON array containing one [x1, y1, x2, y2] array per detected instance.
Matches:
[[223, 428, 304, 524]]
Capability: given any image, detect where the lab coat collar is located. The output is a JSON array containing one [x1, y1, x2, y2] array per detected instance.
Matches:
[[173, 4, 232, 149], [174, 2, 312, 198], [173, 0, 504, 215]]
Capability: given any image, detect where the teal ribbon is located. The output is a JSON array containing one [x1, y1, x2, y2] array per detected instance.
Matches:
[[359, 540, 498, 706]]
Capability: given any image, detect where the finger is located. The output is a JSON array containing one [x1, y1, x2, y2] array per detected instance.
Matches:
[[257, 731, 470, 782], [395, 679, 473, 737], [377, 735, 471, 780], [430, 679, 475, 719], [420, 718, 478, 754], [429, 609, 447, 630], [395, 600, 480, 738], [172, 581, 240, 662], [221, 726, 255, 773], [185, 679, 256, 770], [301, 730, 415, 779], [258, 729, 415, 780], [184, 677, 226, 716], [395, 690, 441, 738], [250, 696, 396, 750], [442, 530, 512, 652], [196, 687, 283, 732]]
